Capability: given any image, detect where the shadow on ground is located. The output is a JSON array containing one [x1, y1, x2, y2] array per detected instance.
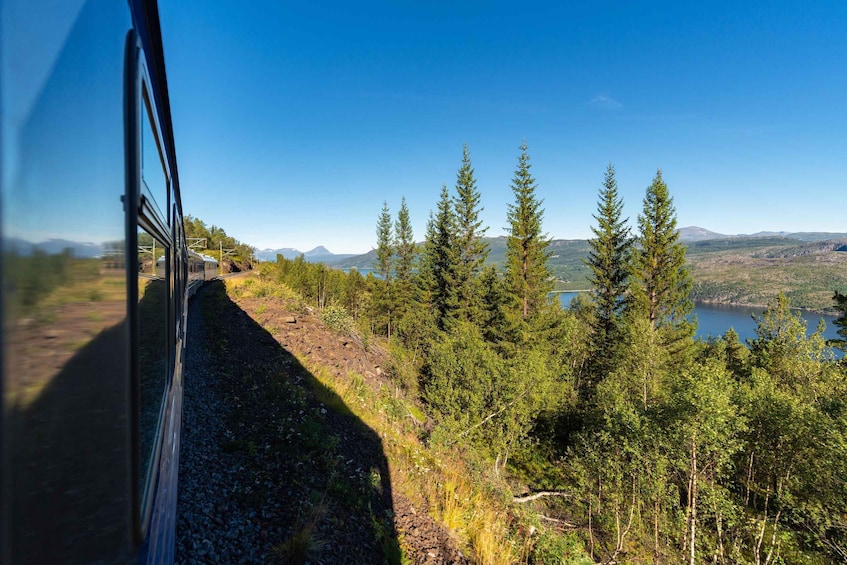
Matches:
[[178, 280, 400, 564]]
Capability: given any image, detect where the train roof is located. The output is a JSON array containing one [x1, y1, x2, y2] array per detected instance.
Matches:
[[187, 250, 218, 264]]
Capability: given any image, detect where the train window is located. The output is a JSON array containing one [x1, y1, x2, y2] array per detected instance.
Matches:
[[136, 225, 169, 513], [141, 92, 167, 218]]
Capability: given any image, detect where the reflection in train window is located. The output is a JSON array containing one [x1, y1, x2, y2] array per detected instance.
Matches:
[[137, 225, 169, 508], [141, 93, 168, 217]]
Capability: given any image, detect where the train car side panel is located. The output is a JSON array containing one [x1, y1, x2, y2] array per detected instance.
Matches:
[[0, 1, 135, 562], [1, 1, 190, 563]]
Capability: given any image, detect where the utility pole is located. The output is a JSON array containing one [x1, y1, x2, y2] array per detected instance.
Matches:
[[219, 241, 236, 275], [138, 239, 157, 275], [187, 237, 207, 251]]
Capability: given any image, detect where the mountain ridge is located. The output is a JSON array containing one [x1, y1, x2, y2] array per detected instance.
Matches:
[[678, 226, 847, 242], [255, 246, 357, 262]]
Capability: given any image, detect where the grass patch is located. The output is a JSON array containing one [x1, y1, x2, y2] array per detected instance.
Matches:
[[296, 361, 524, 563], [273, 500, 328, 564]]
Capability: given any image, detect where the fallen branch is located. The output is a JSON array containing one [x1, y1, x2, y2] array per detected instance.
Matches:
[[458, 399, 517, 438], [513, 490, 571, 503], [539, 515, 579, 528]]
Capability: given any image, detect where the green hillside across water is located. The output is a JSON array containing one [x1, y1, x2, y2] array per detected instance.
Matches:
[[329, 234, 847, 311]]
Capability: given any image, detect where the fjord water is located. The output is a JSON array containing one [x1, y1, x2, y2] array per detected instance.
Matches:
[[557, 292, 842, 345]]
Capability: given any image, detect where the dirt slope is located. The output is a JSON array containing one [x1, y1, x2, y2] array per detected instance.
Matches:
[[177, 280, 466, 564]]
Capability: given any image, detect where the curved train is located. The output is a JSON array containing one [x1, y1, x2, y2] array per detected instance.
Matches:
[[1, 1, 206, 562]]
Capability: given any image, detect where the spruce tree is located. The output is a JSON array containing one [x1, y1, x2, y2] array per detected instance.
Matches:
[[373, 201, 394, 338], [504, 141, 552, 326], [453, 144, 489, 323], [393, 197, 415, 331], [375, 201, 393, 279], [631, 169, 693, 344], [420, 185, 459, 331], [586, 163, 632, 361]]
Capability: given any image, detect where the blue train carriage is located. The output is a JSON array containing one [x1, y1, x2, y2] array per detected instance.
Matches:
[[187, 252, 218, 295], [1, 1, 190, 562]]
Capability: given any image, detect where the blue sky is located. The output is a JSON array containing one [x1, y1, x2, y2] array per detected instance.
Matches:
[[160, 1, 847, 254]]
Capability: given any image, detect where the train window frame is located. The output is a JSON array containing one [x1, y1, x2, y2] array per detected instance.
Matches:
[[141, 90, 169, 223], [125, 29, 175, 544]]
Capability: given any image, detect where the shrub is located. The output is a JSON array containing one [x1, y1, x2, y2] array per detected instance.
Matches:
[[320, 304, 355, 336]]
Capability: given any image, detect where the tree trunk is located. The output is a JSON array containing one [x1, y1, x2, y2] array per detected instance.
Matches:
[[588, 497, 595, 561], [745, 451, 755, 506], [764, 510, 782, 565], [754, 487, 771, 565], [522, 256, 528, 319], [716, 508, 725, 564], [689, 433, 698, 565]]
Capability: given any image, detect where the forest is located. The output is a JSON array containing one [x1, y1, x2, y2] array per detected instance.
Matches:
[[183, 215, 256, 271], [251, 144, 847, 563]]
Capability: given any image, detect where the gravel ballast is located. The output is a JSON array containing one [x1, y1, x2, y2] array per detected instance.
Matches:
[[176, 281, 466, 564]]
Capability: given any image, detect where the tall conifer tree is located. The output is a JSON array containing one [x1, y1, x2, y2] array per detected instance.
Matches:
[[453, 144, 489, 323], [393, 196, 415, 327], [374, 201, 394, 338], [586, 164, 632, 379], [375, 201, 393, 280], [631, 169, 693, 342], [420, 185, 459, 331], [505, 141, 552, 325], [587, 164, 632, 335]]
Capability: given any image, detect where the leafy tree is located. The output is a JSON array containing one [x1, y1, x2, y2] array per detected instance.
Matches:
[[585, 163, 632, 384], [668, 360, 743, 565], [571, 365, 676, 562], [727, 294, 847, 562], [748, 293, 829, 388], [630, 169, 694, 351], [343, 267, 367, 322], [504, 141, 552, 330], [611, 315, 669, 410], [452, 144, 489, 324], [423, 321, 553, 473], [419, 185, 459, 332]]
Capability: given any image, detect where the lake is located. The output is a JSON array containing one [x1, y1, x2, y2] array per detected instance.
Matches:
[[556, 291, 842, 346]]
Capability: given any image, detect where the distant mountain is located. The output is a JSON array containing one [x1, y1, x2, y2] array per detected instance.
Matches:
[[256, 246, 357, 263], [678, 226, 847, 243], [255, 248, 302, 261], [24, 238, 103, 257], [677, 226, 729, 242], [3, 237, 103, 258], [747, 231, 789, 238], [780, 232, 847, 242]]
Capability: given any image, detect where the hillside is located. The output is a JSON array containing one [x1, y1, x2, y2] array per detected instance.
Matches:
[[686, 238, 847, 311], [328, 233, 847, 310]]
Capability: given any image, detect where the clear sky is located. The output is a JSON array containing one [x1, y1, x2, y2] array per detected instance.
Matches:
[[159, 1, 847, 255]]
